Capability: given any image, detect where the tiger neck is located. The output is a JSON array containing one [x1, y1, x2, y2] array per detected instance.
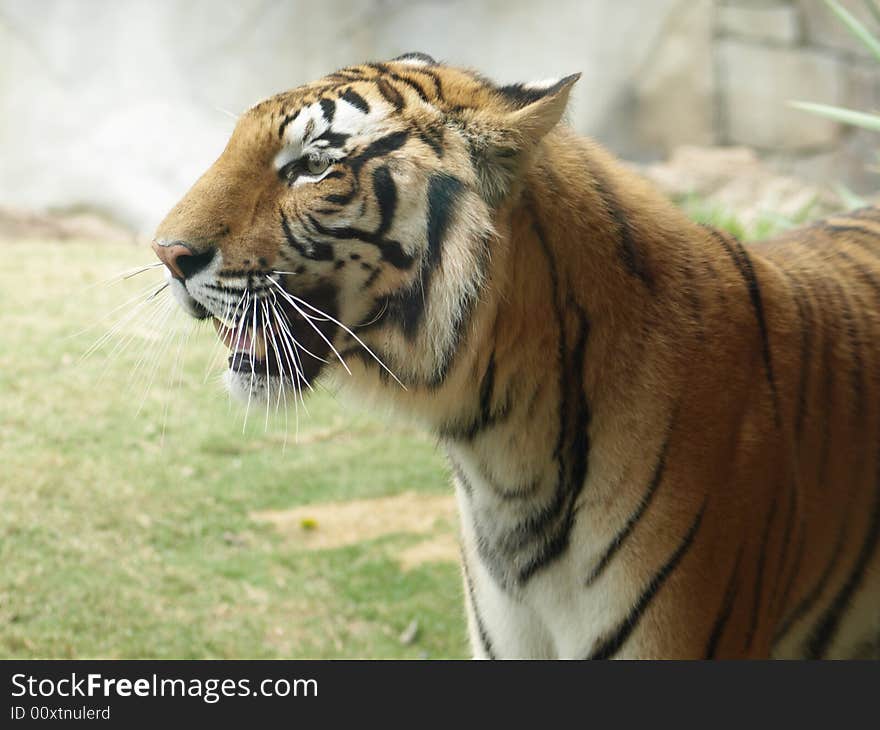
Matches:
[[438, 130, 698, 442], [422, 131, 704, 588]]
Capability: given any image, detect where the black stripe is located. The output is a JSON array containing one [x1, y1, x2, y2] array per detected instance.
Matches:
[[772, 502, 852, 646], [280, 211, 308, 257], [707, 226, 781, 428], [385, 173, 463, 338], [478, 354, 497, 429], [340, 88, 370, 114], [461, 556, 496, 659], [369, 64, 433, 103], [439, 352, 513, 441], [375, 78, 404, 111], [511, 213, 591, 585], [767, 481, 799, 618], [585, 161, 654, 289], [306, 215, 414, 270], [391, 72, 430, 102], [774, 528, 806, 629], [350, 130, 410, 174], [348, 232, 489, 390], [587, 502, 705, 660], [421, 233, 493, 389], [300, 233, 334, 262], [372, 165, 397, 237], [324, 189, 358, 206], [806, 477, 880, 658], [585, 419, 674, 586], [326, 69, 367, 83], [282, 211, 335, 262], [278, 109, 301, 139], [319, 98, 335, 124], [412, 120, 445, 157], [314, 129, 349, 149], [744, 493, 779, 650], [361, 265, 382, 289], [821, 222, 880, 239], [705, 545, 744, 659]]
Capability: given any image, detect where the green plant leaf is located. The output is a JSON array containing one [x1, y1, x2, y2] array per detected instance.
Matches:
[[788, 101, 880, 132], [825, 0, 880, 63]]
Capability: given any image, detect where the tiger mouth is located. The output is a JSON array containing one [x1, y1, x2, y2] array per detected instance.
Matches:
[[210, 287, 338, 385], [212, 318, 283, 376]]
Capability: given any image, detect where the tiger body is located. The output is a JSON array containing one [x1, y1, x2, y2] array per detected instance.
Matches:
[[152, 55, 880, 659]]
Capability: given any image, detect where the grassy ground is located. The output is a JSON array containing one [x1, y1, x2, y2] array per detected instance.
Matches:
[[0, 239, 464, 658], [0, 199, 816, 659]]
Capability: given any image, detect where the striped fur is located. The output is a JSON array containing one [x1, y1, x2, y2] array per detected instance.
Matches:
[[153, 56, 880, 659]]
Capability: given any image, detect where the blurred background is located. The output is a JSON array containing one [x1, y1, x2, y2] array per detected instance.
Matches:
[[0, 0, 877, 658], [1, 0, 877, 233]]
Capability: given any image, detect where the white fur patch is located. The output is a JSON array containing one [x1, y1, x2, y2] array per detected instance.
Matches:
[[396, 56, 430, 67], [522, 78, 560, 90]]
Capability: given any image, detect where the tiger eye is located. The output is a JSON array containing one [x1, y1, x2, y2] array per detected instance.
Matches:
[[306, 157, 330, 176]]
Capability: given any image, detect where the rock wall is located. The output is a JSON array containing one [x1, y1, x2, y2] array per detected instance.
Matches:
[[0, 0, 875, 232], [716, 0, 880, 194]]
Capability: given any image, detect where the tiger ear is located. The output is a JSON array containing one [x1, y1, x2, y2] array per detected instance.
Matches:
[[496, 73, 581, 143], [462, 73, 580, 206]]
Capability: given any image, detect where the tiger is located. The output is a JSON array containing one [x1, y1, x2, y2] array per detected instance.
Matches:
[[151, 53, 880, 659]]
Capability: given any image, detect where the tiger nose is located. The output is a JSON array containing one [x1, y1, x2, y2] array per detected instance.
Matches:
[[151, 240, 216, 280]]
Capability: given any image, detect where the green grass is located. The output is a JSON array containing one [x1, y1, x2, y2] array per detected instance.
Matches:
[[0, 239, 465, 658], [676, 193, 820, 241]]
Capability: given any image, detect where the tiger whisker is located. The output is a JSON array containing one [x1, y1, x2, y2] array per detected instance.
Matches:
[[134, 300, 183, 417], [96, 292, 169, 384], [79, 261, 165, 294], [269, 292, 313, 417], [268, 289, 311, 386], [265, 296, 294, 446], [161, 308, 195, 441], [265, 276, 352, 376], [81, 286, 169, 361], [284, 287, 405, 389], [123, 262, 166, 280], [259, 297, 273, 430], [204, 288, 247, 383], [75, 278, 168, 346], [271, 298, 329, 366], [356, 299, 389, 329], [242, 293, 259, 433], [127, 297, 177, 387]]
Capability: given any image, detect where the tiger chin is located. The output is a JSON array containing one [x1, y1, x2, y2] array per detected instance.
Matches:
[[152, 53, 880, 659]]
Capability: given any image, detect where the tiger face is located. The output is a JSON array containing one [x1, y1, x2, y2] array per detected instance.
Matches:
[[153, 54, 577, 402]]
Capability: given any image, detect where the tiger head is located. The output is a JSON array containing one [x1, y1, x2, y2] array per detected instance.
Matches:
[[153, 54, 577, 403]]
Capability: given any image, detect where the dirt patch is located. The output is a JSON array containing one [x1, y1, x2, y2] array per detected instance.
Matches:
[[0, 205, 138, 244], [251, 492, 459, 570]]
